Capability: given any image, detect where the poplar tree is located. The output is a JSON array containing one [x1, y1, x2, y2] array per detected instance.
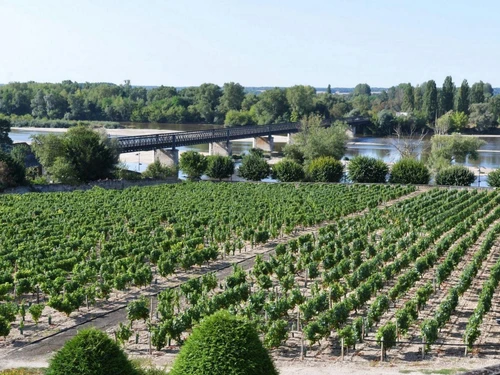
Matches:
[[402, 83, 415, 112], [423, 80, 438, 123], [413, 85, 423, 111], [470, 81, 485, 104], [441, 76, 455, 113], [455, 79, 470, 114]]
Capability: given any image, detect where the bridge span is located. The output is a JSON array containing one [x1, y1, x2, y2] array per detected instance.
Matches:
[[116, 117, 370, 166]]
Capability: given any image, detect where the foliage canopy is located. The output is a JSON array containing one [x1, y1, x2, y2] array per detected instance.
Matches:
[[31, 126, 119, 184], [170, 310, 278, 375], [46, 328, 139, 375]]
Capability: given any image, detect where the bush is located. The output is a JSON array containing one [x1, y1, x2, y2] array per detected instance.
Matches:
[[179, 151, 207, 180], [115, 168, 143, 180], [0, 151, 25, 189], [306, 156, 344, 183], [488, 169, 500, 187], [435, 165, 475, 186], [31, 126, 119, 184], [142, 160, 177, 179], [46, 328, 139, 375], [271, 159, 304, 182], [376, 322, 397, 355], [170, 310, 278, 375], [282, 144, 304, 165], [347, 156, 388, 183], [389, 158, 430, 185], [238, 151, 270, 181], [205, 155, 234, 180]]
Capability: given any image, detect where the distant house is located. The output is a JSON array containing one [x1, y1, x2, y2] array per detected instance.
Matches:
[[396, 112, 409, 117]]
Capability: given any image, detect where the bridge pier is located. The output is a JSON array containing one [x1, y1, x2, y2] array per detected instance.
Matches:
[[253, 136, 274, 152], [209, 141, 232, 156], [154, 148, 179, 167], [347, 125, 357, 137], [286, 133, 295, 145]]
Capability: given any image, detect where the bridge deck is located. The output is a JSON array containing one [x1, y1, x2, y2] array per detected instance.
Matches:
[[116, 118, 370, 153]]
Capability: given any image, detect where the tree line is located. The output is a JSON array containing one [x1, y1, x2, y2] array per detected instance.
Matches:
[[0, 78, 497, 133]]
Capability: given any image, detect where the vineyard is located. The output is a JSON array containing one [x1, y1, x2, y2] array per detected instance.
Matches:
[[0, 182, 412, 345], [123, 188, 500, 363], [3, 183, 500, 367]]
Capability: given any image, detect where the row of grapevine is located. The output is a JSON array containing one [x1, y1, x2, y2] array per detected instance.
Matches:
[[374, 201, 500, 352], [141, 189, 498, 354], [0, 183, 413, 338]]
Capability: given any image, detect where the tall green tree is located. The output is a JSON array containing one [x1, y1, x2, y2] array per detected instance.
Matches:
[[483, 82, 494, 100], [286, 85, 316, 121], [31, 90, 47, 118], [31, 126, 119, 184], [455, 79, 470, 114], [0, 115, 12, 150], [294, 115, 348, 162], [469, 103, 495, 131], [428, 133, 485, 171], [0, 150, 25, 189], [252, 88, 289, 125], [413, 85, 423, 111], [241, 93, 259, 111], [402, 83, 415, 112], [470, 81, 485, 104], [489, 95, 500, 122], [195, 83, 222, 123], [353, 83, 371, 96], [423, 80, 438, 123], [218, 82, 245, 115], [441, 76, 455, 113]]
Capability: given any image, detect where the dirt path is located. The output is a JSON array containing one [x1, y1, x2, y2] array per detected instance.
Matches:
[[385, 213, 500, 360], [436, 238, 500, 356], [475, 249, 500, 354], [0, 187, 425, 370]]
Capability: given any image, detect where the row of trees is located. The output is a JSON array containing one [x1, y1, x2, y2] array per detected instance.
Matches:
[[0, 78, 497, 133]]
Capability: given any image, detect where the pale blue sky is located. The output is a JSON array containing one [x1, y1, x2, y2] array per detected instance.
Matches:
[[1, 0, 499, 87]]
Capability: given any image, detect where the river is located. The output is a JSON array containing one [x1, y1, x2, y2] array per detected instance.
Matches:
[[8, 123, 500, 186]]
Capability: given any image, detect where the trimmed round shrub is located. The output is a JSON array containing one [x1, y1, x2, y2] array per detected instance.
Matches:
[[179, 151, 207, 180], [142, 160, 177, 179], [271, 159, 304, 182], [435, 165, 475, 186], [306, 156, 344, 183], [347, 156, 388, 183], [389, 158, 430, 185], [487, 169, 500, 187], [238, 152, 270, 181], [170, 310, 278, 375], [205, 155, 235, 181], [46, 328, 139, 375]]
